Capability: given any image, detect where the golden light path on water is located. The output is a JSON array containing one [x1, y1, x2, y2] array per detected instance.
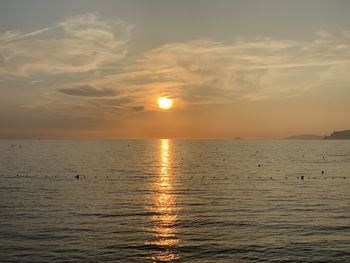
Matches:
[[149, 139, 180, 262]]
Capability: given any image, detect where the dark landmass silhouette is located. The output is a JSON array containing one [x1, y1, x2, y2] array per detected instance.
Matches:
[[285, 134, 323, 140], [324, 130, 350, 140], [286, 130, 350, 140]]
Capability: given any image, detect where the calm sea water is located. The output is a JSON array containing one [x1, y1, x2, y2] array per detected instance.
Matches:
[[0, 139, 349, 262]]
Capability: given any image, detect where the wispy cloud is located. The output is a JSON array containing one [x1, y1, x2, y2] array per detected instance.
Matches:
[[58, 85, 117, 97], [75, 31, 350, 111], [0, 13, 133, 76], [2, 16, 350, 118]]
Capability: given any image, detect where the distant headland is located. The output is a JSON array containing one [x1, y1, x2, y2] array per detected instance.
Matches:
[[324, 130, 350, 140], [286, 130, 350, 140]]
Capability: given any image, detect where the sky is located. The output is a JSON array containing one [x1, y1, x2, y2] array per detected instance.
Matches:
[[1, 0, 350, 139]]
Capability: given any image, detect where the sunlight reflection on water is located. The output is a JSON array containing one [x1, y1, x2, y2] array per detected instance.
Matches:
[[148, 139, 180, 262], [1, 140, 350, 262]]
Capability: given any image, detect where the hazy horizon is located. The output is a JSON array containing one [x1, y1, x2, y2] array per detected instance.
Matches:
[[1, 0, 350, 138], [0, 132, 335, 140]]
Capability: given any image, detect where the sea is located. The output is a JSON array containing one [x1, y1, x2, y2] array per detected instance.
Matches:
[[0, 139, 349, 262]]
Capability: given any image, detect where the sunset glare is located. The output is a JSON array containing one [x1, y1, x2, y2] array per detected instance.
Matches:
[[157, 97, 173, 110]]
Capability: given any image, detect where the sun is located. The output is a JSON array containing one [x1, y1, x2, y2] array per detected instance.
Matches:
[[157, 97, 173, 110]]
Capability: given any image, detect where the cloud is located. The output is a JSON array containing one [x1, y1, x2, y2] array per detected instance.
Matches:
[[104, 32, 350, 105], [0, 13, 133, 76], [39, 30, 350, 118], [13, 28, 350, 119], [131, 106, 145, 112], [57, 85, 117, 97]]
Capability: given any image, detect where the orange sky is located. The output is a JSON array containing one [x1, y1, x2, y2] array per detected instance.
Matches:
[[1, 1, 350, 139]]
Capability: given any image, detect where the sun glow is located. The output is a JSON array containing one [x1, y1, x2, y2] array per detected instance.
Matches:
[[157, 97, 173, 110]]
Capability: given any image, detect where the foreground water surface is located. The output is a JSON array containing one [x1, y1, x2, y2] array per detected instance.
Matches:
[[0, 139, 349, 262]]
